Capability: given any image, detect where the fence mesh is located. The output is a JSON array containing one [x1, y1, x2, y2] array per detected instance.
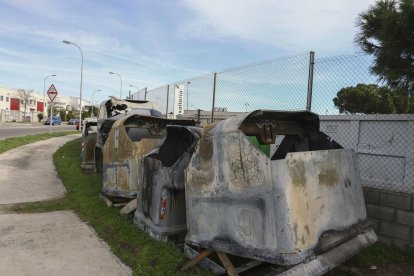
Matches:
[[313, 52, 414, 194], [129, 87, 147, 101], [144, 85, 168, 114], [133, 51, 413, 194], [214, 53, 310, 117], [171, 73, 216, 122]]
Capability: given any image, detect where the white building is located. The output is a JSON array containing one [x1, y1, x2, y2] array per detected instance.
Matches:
[[0, 87, 90, 122]]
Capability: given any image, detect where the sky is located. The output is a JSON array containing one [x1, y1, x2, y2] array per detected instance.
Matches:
[[0, 0, 377, 107]]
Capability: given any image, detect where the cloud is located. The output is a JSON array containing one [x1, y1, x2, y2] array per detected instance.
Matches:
[[0, 24, 132, 56], [0, 47, 25, 58], [0, 0, 65, 18], [0, 0, 378, 111], [180, 0, 376, 52]]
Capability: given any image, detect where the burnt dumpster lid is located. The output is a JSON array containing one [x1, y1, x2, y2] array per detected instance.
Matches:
[[99, 96, 160, 118], [166, 125, 203, 138], [111, 111, 196, 130], [100, 96, 158, 108], [207, 110, 320, 134]]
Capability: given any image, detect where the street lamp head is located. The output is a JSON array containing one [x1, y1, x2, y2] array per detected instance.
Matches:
[[52, 74, 56, 77], [62, 40, 71, 44], [109, 72, 114, 75]]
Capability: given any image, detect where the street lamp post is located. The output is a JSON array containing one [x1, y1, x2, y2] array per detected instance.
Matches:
[[43, 74, 56, 117], [91, 89, 101, 117], [129, 85, 139, 100], [109, 72, 122, 99], [63, 40, 83, 131]]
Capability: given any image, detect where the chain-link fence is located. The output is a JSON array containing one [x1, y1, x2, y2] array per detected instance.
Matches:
[[214, 53, 310, 116], [313, 52, 414, 194], [129, 51, 414, 194], [129, 87, 147, 101]]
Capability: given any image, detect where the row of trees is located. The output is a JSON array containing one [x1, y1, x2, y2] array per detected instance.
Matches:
[[334, 84, 414, 114], [334, 0, 414, 114], [14, 89, 99, 122]]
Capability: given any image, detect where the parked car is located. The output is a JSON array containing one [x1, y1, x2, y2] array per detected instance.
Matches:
[[67, 118, 79, 125], [44, 116, 62, 125]]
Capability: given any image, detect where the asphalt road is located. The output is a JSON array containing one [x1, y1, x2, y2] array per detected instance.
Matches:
[[0, 123, 77, 140]]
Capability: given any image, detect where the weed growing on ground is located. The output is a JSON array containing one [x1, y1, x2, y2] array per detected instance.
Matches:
[[12, 139, 209, 276], [10, 138, 414, 275], [0, 131, 78, 154]]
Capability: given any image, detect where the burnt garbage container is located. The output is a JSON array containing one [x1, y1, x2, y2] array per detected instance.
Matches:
[[81, 121, 98, 173], [102, 112, 195, 203], [184, 110, 377, 274], [134, 126, 202, 242]]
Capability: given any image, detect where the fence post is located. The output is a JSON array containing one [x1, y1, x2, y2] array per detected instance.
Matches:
[[197, 109, 201, 126], [211, 72, 217, 123], [144, 87, 148, 100], [165, 85, 169, 118], [306, 51, 315, 111]]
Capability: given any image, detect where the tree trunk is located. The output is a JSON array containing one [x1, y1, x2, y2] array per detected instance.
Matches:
[[24, 102, 27, 123]]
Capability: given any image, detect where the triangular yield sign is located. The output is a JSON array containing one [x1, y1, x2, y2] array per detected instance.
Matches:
[[47, 84, 58, 102]]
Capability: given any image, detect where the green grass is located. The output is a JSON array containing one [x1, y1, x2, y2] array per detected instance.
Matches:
[[0, 131, 78, 154], [248, 136, 270, 156], [348, 241, 414, 266], [328, 241, 414, 275], [12, 138, 209, 276], [9, 137, 413, 275]]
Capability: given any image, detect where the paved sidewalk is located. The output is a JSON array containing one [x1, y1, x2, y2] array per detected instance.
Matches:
[[0, 211, 131, 276], [0, 136, 131, 276], [0, 135, 78, 204]]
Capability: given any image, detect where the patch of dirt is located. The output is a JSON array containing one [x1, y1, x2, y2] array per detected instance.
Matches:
[[327, 263, 414, 276], [0, 204, 17, 214], [119, 241, 140, 255]]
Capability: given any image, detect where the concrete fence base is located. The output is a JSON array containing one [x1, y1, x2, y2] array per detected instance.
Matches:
[[364, 186, 414, 249]]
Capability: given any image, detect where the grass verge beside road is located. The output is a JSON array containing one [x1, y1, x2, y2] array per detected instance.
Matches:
[[0, 131, 78, 154], [9, 138, 414, 275], [11, 138, 208, 276]]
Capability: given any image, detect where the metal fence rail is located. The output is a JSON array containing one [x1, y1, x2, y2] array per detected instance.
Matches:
[[129, 51, 414, 194]]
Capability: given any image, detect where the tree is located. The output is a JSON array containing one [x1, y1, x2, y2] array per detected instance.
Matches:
[[37, 113, 44, 122], [90, 105, 100, 117], [333, 83, 414, 114], [15, 89, 34, 122], [47, 104, 56, 117], [356, 0, 414, 92], [69, 96, 80, 111]]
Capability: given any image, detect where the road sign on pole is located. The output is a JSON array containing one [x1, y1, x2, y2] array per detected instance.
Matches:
[[47, 84, 58, 102], [47, 84, 58, 135]]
